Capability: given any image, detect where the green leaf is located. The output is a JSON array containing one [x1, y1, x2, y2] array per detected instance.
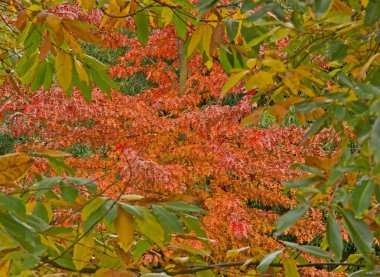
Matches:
[[32, 202, 50, 224], [284, 176, 320, 188], [222, 70, 249, 94], [119, 203, 143, 217], [173, 13, 187, 40], [225, 20, 239, 42], [364, 0, 380, 26], [327, 41, 348, 60], [30, 61, 47, 92], [34, 177, 62, 196], [132, 240, 152, 261], [135, 9, 150, 47], [274, 203, 310, 236], [284, 242, 333, 259], [152, 205, 183, 233], [0, 195, 26, 218], [371, 115, 380, 163], [66, 176, 97, 194], [352, 180, 375, 215], [340, 208, 373, 258], [83, 202, 108, 232], [173, 243, 210, 256], [180, 214, 206, 237], [42, 62, 54, 90], [314, 0, 332, 18], [283, 258, 300, 277], [300, 113, 329, 144], [162, 202, 205, 214], [219, 47, 232, 74], [196, 0, 218, 15], [134, 208, 165, 248], [257, 249, 283, 273], [46, 156, 74, 175], [60, 182, 79, 203], [0, 212, 41, 253], [327, 214, 343, 259]]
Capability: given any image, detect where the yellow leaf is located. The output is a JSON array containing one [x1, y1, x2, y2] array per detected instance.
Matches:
[[226, 246, 250, 258], [240, 108, 264, 126], [246, 58, 257, 69], [41, 235, 60, 253], [161, 7, 173, 26], [78, 0, 96, 12], [46, 14, 63, 46], [283, 258, 300, 277], [18, 147, 71, 157], [115, 206, 135, 247], [62, 19, 100, 44], [352, 53, 380, 80], [63, 30, 82, 55], [73, 233, 94, 271], [55, 51, 73, 93], [74, 58, 89, 85], [268, 105, 289, 123], [222, 70, 249, 94], [283, 71, 300, 94], [0, 260, 10, 276], [187, 25, 203, 57], [249, 71, 274, 90], [95, 269, 137, 277], [262, 58, 286, 73], [0, 154, 33, 185], [299, 85, 315, 97]]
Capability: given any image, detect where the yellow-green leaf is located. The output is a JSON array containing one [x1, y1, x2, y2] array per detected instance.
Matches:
[[74, 58, 89, 85], [73, 233, 94, 271], [201, 24, 213, 57], [55, 51, 73, 93], [222, 70, 249, 94], [115, 206, 135, 247], [0, 154, 33, 185], [78, 0, 96, 12], [283, 258, 300, 277], [187, 25, 203, 57]]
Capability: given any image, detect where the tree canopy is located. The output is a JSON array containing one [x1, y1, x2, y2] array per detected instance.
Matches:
[[0, 0, 379, 275]]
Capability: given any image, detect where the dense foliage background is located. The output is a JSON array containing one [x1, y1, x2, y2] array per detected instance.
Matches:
[[0, 0, 379, 276]]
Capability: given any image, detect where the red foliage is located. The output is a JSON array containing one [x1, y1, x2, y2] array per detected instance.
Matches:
[[0, 17, 339, 272]]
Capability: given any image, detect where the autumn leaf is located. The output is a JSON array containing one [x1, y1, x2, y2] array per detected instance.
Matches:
[[0, 154, 33, 185], [55, 51, 73, 93]]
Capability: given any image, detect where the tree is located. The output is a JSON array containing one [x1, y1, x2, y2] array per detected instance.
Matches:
[[0, 0, 379, 275]]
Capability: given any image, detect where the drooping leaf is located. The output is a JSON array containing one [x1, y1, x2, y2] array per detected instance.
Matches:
[[314, 0, 333, 18], [340, 209, 373, 258], [274, 203, 310, 236], [152, 205, 183, 233], [55, 51, 73, 93], [284, 242, 333, 259], [222, 70, 249, 94], [134, 208, 164, 248], [162, 202, 205, 214], [115, 206, 135, 246], [135, 9, 150, 47], [73, 233, 94, 271], [371, 115, 380, 163], [327, 214, 343, 259], [283, 258, 300, 277], [257, 249, 283, 273], [187, 25, 203, 57], [352, 180, 375, 215]]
